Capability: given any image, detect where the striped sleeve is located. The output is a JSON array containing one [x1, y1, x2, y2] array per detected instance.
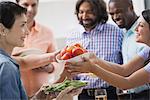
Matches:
[[144, 63, 150, 73]]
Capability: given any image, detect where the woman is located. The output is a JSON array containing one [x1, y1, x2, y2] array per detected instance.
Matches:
[[0, 1, 81, 100], [0, 1, 28, 99], [66, 9, 150, 90]]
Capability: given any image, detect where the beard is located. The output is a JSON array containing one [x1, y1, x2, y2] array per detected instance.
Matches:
[[79, 18, 98, 29]]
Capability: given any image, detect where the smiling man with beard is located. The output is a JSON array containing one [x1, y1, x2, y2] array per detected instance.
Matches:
[[65, 0, 124, 100], [108, 0, 150, 99]]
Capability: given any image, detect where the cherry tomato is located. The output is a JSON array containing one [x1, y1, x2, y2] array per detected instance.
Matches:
[[66, 45, 75, 55], [60, 46, 68, 56], [74, 43, 82, 48], [61, 52, 72, 60], [72, 47, 84, 57]]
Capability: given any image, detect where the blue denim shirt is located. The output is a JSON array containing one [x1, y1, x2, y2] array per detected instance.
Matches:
[[0, 49, 27, 100]]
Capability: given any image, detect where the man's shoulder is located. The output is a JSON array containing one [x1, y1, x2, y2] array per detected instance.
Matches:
[[101, 22, 117, 27], [98, 23, 123, 36], [100, 23, 122, 31], [66, 25, 83, 36], [35, 22, 53, 33]]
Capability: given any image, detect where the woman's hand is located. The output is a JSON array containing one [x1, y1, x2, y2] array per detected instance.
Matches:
[[31, 85, 49, 100], [65, 53, 97, 74], [48, 50, 60, 62]]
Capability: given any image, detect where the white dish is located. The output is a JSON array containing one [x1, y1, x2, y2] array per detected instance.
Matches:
[[56, 52, 90, 63]]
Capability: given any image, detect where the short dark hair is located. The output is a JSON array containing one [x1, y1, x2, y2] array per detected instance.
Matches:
[[109, 0, 133, 8], [0, 1, 27, 29], [75, 0, 108, 24], [16, 0, 39, 3], [16, 0, 20, 3], [142, 9, 150, 26]]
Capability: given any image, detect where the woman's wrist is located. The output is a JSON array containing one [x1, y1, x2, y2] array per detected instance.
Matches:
[[90, 63, 97, 73]]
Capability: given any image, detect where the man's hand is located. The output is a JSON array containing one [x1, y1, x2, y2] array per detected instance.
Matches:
[[12, 49, 60, 71]]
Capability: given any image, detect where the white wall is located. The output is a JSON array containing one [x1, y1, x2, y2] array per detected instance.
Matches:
[[36, 0, 78, 39]]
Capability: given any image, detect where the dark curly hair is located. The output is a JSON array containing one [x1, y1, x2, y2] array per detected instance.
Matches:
[[109, 0, 133, 7], [75, 0, 108, 24]]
